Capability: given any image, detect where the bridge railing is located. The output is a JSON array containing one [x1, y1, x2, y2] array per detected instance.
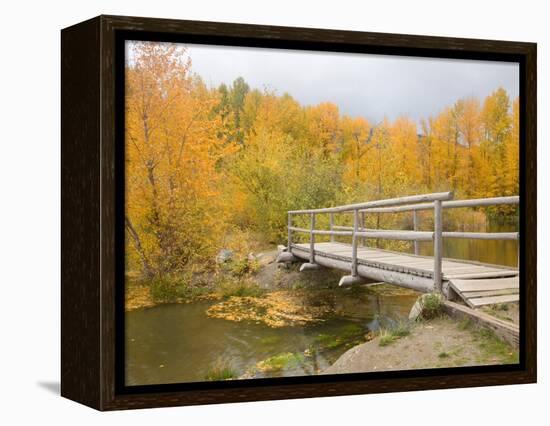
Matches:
[[286, 192, 519, 293]]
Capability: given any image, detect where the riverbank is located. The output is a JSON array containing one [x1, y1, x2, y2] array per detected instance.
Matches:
[[125, 249, 278, 311], [323, 315, 518, 375], [125, 248, 365, 312]]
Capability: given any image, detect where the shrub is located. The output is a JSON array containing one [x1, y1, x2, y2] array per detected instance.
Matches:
[[420, 293, 444, 320], [149, 273, 206, 303], [150, 276, 186, 303], [228, 258, 260, 277], [216, 276, 264, 299]]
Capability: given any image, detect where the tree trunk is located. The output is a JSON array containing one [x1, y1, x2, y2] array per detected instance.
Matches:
[[125, 215, 155, 278]]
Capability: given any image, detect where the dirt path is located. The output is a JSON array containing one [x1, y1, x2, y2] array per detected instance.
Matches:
[[323, 317, 518, 375]]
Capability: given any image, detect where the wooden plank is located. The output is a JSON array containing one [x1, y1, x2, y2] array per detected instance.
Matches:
[[390, 260, 437, 269], [294, 242, 519, 283], [450, 277, 519, 292], [442, 262, 489, 269], [357, 259, 433, 277], [365, 255, 417, 263], [385, 257, 435, 264], [311, 242, 517, 271], [359, 253, 409, 260], [462, 288, 519, 298], [443, 267, 510, 275], [445, 271, 518, 279], [467, 294, 520, 307]]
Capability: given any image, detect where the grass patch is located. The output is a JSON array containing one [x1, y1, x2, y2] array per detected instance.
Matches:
[[473, 328, 519, 364], [314, 333, 343, 349], [438, 351, 450, 358], [378, 330, 398, 347], [378, 321, 412, 347], [313, 324, 365, 350], [458, 319, 517, 364], [204, 358, 237, 381], [391, 321, 412, 338], [458, 318, 473, 331], [256, 352, 305, 372], [291, 280, 307, 290], [482, 303, 514, 322]]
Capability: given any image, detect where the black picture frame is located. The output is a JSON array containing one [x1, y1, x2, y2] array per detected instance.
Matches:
[[61, 15, 537, 411]]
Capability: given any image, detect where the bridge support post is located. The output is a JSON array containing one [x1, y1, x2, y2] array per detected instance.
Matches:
[[287, 212, 292, 253], [298, 212, 320, 272], [361, 211, 366, 247], [433, 200, 443, 293], [329, 213, 335, 243], [413, 210, 419, 255], [351, 209, 359, 277], [309, 213, 316, 264]]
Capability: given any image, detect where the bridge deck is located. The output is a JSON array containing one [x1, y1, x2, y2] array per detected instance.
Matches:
[[291, 242, 518, 281]]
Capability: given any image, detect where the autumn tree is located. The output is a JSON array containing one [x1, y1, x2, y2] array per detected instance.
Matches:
[[125, 42, 236, 277], [214, 77, 250, 145], [123, 43, 519, 280], [341, 116, 372, 188]]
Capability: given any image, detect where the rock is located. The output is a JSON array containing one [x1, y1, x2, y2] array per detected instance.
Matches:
[[276, 251, 299, 263], [277, 245, 287, 254], [409, 293, 444, 321], [216, 249, 234, 264]]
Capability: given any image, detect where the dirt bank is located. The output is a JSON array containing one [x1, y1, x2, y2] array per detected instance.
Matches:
[[323, 316, 518, 375]]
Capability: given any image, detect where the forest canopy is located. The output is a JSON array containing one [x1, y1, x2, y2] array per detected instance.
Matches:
[[125, 42, 519, 279]]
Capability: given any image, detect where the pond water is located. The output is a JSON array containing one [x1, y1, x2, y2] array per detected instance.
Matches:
[[415, 219, 519, 267], [126, 288, 418, 385]]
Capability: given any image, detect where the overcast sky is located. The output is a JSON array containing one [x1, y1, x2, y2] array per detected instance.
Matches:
[[128, 41, 519, 124]]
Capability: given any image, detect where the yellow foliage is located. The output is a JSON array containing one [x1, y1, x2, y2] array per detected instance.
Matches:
[[124, 43, 519, 279]]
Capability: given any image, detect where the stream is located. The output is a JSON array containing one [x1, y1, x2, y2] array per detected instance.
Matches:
[[126, 288, 418, 385]]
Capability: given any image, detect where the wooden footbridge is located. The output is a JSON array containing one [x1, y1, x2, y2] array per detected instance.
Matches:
[[277, 192, 520, 308]]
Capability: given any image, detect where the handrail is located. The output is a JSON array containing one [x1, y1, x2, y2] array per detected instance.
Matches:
[[288, 191, 453, 214], [442, 232, 519, 240], [330, 226, 519, 241], [286, 193, 519, 293], [360, 196, 519, 214]]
